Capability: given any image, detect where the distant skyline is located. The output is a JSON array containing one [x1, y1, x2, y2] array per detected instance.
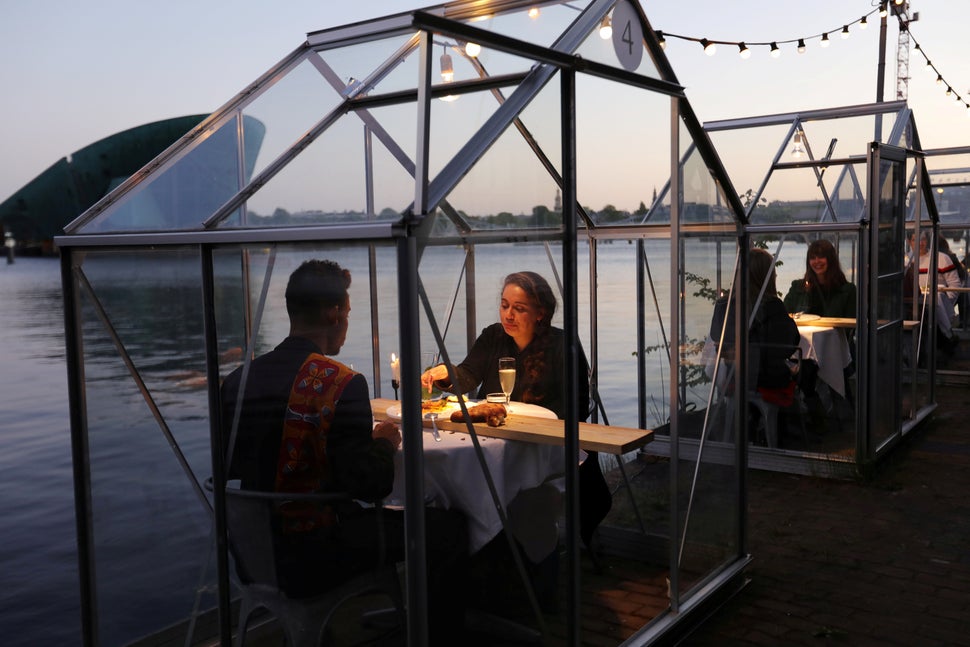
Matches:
[[2, 0, 967, 211]]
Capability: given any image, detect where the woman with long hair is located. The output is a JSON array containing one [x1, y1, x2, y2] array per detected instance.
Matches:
[[783, 239, 856, 318]]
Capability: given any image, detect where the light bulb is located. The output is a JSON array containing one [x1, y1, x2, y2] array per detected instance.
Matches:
[[791, 132, 806, 159], [937, 74, 944, 86], [946, 86, 953, 97], [926, 60, 934, 74], [656, 30, 666, 50], [440, 49, 454, 83], [599, 15, 612, 40], [879, 3, 888, 17], [528, 7, 539, 19], [738, 42, 750, 59], [464, 41, 481, 57], [859, 15, 868, 29], [820, 33, 830, 48], [701, 39, 716, 56], [770, 42, 780, 58], [797, 38, 806, 53], [841, 25, 850, 39], [894, 0, 903, 5]]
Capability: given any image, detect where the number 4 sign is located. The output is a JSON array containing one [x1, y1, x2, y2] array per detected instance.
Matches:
[[610, 0, 643, 72]]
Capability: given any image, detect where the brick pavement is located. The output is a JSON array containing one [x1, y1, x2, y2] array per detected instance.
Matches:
[[680, 383, 970, 646]]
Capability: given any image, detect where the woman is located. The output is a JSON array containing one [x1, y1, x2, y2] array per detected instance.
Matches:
[[421, 271, 597, 612], [908, 230, 961, 354], [421, 271, 590, 419], [783, 239, 856, 318], [711, 248, 800, 404]]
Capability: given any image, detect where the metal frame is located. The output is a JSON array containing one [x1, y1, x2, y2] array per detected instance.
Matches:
[[56, 2, 755, 645]]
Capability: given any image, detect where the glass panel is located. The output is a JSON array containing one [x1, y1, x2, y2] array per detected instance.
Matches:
[[430, 79, 562, 231], [77, 249, 216, 645], [576, 76, 669, 226], [676, 233, 740, 598], [242, 56, 345, 179], [473, 1, 595, 49], [754, 165, 867, 225], [79, 116, 244, 232], [872, 157, 905, 453], [317, 33, 421, 97], [237, 108, 413, 225]]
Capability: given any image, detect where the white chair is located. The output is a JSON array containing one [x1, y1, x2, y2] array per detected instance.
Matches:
[[221, 485, 403, 647]]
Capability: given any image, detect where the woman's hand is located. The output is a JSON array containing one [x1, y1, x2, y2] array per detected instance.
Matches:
[[420, 364, 449, 392], [372, 420, 402, 450]]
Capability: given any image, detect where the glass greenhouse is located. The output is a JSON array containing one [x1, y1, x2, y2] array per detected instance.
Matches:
[[56, 1, 936, 645]]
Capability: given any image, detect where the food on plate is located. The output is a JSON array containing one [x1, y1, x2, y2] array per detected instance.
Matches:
[[450, 402, 507, 427], [421, 399, 450, 414]]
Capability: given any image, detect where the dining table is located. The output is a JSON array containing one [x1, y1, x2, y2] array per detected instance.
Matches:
[[371, 397, 653, 556], [792, 319, 853, 397]]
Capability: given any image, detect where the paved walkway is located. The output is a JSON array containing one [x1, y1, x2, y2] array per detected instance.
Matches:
[[681, 382, 970, 646]]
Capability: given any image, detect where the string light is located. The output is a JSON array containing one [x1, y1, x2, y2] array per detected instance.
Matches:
[[658, 7, 878, 60], [633, 2, 970, 112], [599, 15, 612, 40]]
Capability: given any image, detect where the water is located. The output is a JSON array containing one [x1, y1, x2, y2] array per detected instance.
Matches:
[[0, 257, 80, 646], [0, 239, 820, 645]]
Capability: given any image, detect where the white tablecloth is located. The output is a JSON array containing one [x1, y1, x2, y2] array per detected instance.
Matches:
[[388, 402, 562, 555], [798, 326, 852, 397]]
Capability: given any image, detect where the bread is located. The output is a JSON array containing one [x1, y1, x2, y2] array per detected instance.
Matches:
[[450, 402, 507, 427]]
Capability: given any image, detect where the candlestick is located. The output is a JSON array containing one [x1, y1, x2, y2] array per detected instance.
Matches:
[[390, 353, 400, 400]]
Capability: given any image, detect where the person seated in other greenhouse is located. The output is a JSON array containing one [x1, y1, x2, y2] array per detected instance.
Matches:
[[709, 248, 801, 441], [906, 230, 961, 356], [783, 239, 857, 319], [783, 238, 857, 409]]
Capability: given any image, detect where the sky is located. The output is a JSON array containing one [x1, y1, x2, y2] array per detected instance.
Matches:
[[1, 0, 967, 208]]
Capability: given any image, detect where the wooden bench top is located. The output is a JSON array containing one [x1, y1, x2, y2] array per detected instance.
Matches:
[[371, 398, 652, 456], [793, 316, 919, 331]]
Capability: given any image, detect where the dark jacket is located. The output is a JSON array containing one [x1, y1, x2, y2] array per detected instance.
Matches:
[[435, 323, 591, 421], [710, 295, 800, 390], [783, 279, 856, 318]]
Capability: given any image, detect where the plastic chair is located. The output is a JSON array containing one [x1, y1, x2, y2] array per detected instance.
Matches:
[[221, 485, 403, 647], [748, 347, 810, 449]]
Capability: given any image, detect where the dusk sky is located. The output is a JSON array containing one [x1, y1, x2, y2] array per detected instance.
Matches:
[[1, 0, 966, 210]]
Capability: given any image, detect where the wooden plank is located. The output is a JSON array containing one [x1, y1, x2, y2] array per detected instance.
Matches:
[[371, 398, 652, 455], [792, 316, 919, 331]]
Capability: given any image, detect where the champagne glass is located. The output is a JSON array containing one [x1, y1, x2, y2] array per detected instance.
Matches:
[[498, 357, 516, 412]]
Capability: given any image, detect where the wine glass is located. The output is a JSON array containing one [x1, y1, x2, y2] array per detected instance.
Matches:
[[498, 357, 516, 412]]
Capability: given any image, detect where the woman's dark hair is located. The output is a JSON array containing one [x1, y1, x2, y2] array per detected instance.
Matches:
[[503, 271, 556, 335], [803, 239, 847, 289], [748, 247, 778, 307], [285, 259, 351, 325]]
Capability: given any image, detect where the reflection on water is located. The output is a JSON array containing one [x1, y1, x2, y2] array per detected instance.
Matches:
[[0, 239, 822, 645]]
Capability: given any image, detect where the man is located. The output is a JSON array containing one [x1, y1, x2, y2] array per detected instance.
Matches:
[[221, 259, 467, 638]]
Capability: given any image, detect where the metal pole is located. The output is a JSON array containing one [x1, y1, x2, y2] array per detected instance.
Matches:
[[875, 4, 889, 139]]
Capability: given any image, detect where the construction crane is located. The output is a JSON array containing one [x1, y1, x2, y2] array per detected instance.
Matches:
[[893, 1, 920, 100]]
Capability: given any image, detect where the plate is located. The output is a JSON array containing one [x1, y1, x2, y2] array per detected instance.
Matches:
[[792, 313, 820, 322], [385, 400, 463, 421]]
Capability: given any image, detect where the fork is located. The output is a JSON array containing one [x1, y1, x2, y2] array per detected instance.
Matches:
[[428, 413, 441, 442]]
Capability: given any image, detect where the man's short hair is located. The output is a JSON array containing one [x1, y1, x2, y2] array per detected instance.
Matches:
[[285, 259, 352, 324]]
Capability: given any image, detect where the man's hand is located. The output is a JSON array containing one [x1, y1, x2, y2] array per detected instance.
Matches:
[[372, 420, 402, 450]]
